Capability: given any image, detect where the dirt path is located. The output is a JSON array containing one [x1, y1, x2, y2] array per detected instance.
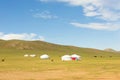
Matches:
[[0, 70, 120, 80]]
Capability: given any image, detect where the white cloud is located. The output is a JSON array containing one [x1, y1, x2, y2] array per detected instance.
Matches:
[[38, 36, 45, 41], [33, 11, 58, 19], [70, 22, 120, 31], [39, 0, 51, 2], [40, 0, 120, 21], [40, 0, 120, 31], [0, 32, 45, 41]]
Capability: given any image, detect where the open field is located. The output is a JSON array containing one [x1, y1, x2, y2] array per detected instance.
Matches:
[[0, 40, 120, 80], [0, 51, 120, 80]]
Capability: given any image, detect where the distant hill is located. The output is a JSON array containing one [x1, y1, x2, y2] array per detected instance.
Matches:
[[0, 40, 119, 57], [104, 48, 117, 52], [104, 48, 120, 53]]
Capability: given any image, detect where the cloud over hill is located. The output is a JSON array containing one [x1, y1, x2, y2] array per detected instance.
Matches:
[[0, 32, 45, 41]]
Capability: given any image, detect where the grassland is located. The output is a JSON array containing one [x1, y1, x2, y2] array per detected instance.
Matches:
[[0, 40, 120, 80]]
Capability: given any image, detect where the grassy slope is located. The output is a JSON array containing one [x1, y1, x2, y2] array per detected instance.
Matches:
[[0, 40, 120, 61], [0, 40, 119, 56], [0, 40, 120, 80]]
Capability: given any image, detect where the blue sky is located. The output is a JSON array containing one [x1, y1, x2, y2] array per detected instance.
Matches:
[[0, 0, 120, 50]]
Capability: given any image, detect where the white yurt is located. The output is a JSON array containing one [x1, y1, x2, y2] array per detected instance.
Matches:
[[24, 54, 29, 57], [40, 54, 49, 59], [30, 54, 36, 57], [71, 54, 80, 60], [61, 55, 72, 61]]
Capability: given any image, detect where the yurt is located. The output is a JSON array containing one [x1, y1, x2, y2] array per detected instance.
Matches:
[[40, 54, 49, 59], [61, 55, 72, 61], [24, 54, 29, 57], [71, 54, 80, 60], [29, 54, 36, 57]]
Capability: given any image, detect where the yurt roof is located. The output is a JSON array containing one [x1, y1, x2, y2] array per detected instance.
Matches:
[[71, 54, 80, 57], [40, 54, 49, 58], [61, 55, 71, 58]]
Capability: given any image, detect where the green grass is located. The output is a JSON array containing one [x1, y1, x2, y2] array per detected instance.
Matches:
[[0, 53, 120, 80], [0, 40, 120, 80], [0, 49, 120, 72], [0, 45, 120, 72]]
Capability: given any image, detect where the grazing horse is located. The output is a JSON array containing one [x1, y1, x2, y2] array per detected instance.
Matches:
[[94, 56, 97, 58], [2, 58, 5, 62]]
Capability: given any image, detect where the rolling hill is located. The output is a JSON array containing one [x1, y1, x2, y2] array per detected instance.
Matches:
[[104, 48, 120, 53], [0, 39, 119, 58], [104, 48, 117, 52], [0, 40, 120, 80]]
